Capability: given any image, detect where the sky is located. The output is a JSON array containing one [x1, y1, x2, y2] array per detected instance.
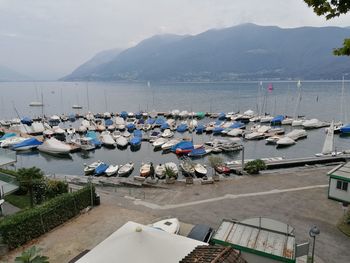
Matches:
[[1, 0, 350, 80]]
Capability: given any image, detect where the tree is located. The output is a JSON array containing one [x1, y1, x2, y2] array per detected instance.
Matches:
[[244, 159, 266, 175], [304, 0, 350, 56], [17, 167, 44, 208], [207, 156, 223, 175], [15, 246, 49, 263]]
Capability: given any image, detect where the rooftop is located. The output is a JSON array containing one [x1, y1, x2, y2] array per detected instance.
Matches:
[[212, 218, 295, 262], [180, 245, 247, 263], [327, 162, 350, 182]]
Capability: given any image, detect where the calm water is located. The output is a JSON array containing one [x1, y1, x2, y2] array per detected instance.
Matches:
[[1, 81, 350, 176]]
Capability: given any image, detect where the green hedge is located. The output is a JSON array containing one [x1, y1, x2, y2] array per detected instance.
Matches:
[[0, 185, 95, 249]]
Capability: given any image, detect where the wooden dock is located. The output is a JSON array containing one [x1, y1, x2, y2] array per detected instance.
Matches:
[[228, 154, 350, 172]]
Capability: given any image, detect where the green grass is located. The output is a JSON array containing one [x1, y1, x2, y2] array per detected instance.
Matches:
[[337, 213, 350, 237], [4, 194, 31, 209]]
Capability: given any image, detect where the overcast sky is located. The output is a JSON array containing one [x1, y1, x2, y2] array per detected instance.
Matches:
[[1, 0, 350, 80]]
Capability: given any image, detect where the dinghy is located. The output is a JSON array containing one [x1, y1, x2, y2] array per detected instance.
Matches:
[[84, 161, 103, 175], [161, 139, 180, 151], [105, 165, 119, 176], [161, 129, 174, 138], [153, 137, 168, 148], [140, 163, 151, 177], [118, 162, 134, 177], [95, 162, 109, 176], [194, 163, 207, 178], [116, 136, 128, 148]]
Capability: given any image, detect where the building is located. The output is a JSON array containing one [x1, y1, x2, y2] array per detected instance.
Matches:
[[75, 221, 207, 263], [327, 162, 350, 204], [180, 245, 247, 263], [211, 218, 304, 263]]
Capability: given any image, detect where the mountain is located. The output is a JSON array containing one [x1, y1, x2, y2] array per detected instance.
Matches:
[[62, 48, 122, 80], [0, 65, 30, 81], [63, 24, 350, 81]]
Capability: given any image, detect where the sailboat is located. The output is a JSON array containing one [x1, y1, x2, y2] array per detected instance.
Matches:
[[316, 121, 342, 157]]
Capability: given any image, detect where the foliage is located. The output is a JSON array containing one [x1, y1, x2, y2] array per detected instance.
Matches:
[[207, 156, 223, 169], [0, 168, 18, 177], [45, 180, 68, 199], [304, 0, 350, 56], [0, 185, 94, 249], [337, 210, 350, 237], [16, 167, 44, 207], [164, 166, 177, 179], [334, 38, 350, 56], [244, 159, 266, 174], [32, 179, 47, 205], [4, 194, 31, 210], [15, 246, 49, 263], [304, 0, 350, 19]]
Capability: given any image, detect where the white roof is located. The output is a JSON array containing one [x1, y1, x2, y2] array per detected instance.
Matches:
[[76, 221, 206, 263]]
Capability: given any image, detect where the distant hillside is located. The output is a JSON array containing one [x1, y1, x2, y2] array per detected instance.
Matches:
[[62, 48, 122, 80], [0, 65, 30, 81], [62, 24, 350, 81]]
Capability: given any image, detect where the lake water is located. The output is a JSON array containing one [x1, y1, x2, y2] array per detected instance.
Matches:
[[1, 80, 350, 176]]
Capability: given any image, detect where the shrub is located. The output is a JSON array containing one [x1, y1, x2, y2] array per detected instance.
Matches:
[[244, 159, 266, 174], [14, 246, 49, 263], [46, 180, 68, 199], [0, 185, 95, 249]]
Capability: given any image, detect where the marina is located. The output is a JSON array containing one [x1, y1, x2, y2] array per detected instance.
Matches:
[[1, 80, 350, 178]]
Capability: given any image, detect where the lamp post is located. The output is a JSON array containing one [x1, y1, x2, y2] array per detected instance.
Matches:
[[309, 225, 320, 263]]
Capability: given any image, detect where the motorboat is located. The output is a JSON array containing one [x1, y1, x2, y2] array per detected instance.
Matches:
[[77, 137, 96, 151], [122, 130, 131, 137], [244, 132, 264, 140], [302, 119, 328, 129], [96, 124, 106, 132], [129, 136, 142, 147], [112, 130, 121, 140], [179, 110, 188, 119], [0, 132, 16, 141], [188, 147, 209, 157], [281, 117, 293, 125], [285, 129, 307, 141], [215, 165, 231, 175], [100, 131, 116, 148], [103, 112, 111, 119], [176, 123, 188, 133], [116, 136, 128, 148], [66, 127, 76, 135], [227, 128, 243, 137], [0, 136, 27, 148], [260, 115, 273, 123], [153, 137, 168, 148], [78, 125, 87, 133], [195, 124, 205, 134], [72, 104, 82, 109], [194, 163, 207, 178], [270, 115, 284, 126], [155, 164, 166, 179], [95, 162, 109, 176], [140, 163, 151, 177], [291, 119, 304, 127], [12, 137, 42, 151], [38, 138, 71, 155], [149, 131, 160, 142], [151, 218, 180, 234], [276, 137, 296, 147], [105, 165, 119, 176], [172, 141, 194, 154], [213, 126, 224, 135], [118, 162, 134, 177], [161, 129, 174, 138], [265, 136, 281, 145], [115, 117, 126, 130], [171, 109, 180, 118], [180, 160, 195, 177], [161, 139, 180, 151]]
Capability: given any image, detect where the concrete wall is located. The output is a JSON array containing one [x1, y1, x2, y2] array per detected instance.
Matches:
[[329, 178, 350, 203]]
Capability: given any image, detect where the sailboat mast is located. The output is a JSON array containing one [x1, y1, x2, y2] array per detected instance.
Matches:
[[293, 80, 301, 119], [341, 75, 345, 122]]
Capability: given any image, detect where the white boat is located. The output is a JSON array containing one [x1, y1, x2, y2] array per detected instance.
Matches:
[[151, 218, 180, 234], [179, 110, 188, 119], [265, 136, 281, 145], [112, 130, 121, 140], [122, 130, 131, 137], [260, 116, 273, 123], [66, 127, 76, 135], [276, 137, 296, 147], [188, 119, 198, 130], [171, 109, 180, 117], [140, 163, 151, 177], [72, 104, 83, 109], [29, 101, 44, 107], [227, 128, 243, 137], [291, 119, 304, 127], [116, 136, 128, 148], [161, 139, 180, 150], [107, 124, 116, 131], [281, 117, 293, 125], [96, 124, 106, 132], [0, 137, 26, 148], [165, 162, 178, 175], [115, 117, 125, 130], [244, 132, 264, 140], [84, 161, 103, 175], [38, 137, 71, 155], [194, 163, 207, 177], [78, 137, 96, 151], [285, 129, 307, 141], [155, 164, 166, 179], [161, 129, 174, 138], [302, 119, 329, 129], [78, 125, 87, 133], [85, 112, 95, 121], [153, 137, 168, 148], [103, 112, 111, 119], [118, 162, 134, 177], [315, 121, 342, 157], [100, 131, 116, 147], [105, 165, 119, 176]]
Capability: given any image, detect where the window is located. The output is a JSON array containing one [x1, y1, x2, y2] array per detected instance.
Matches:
[[336, 180, 348, 191]]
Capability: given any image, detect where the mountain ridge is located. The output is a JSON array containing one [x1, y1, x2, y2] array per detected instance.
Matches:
[[62, 24, 350, 81]]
